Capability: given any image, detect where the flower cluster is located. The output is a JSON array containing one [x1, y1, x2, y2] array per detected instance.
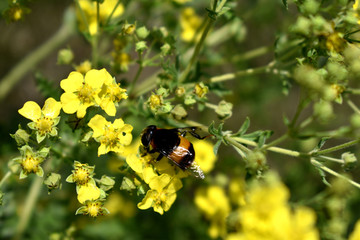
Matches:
[[66, 161, 109, 217], [194, 172, 320, 239], [60, 68, 127, 118]]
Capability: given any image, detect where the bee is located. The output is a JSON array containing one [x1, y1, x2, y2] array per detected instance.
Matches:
[[140, 125, 209, 179]]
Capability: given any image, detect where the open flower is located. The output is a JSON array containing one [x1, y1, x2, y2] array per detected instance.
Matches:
[[77, 0, 124, 35], [60, 69, 106, 118], [98, 70, 128, 116], [137, 174, 183, 215], [88, 114, 133, 156], [66, 161, 95, 186], [18, 98, 61, 143], [77, 183, 101, 204], [14, 145, 49, 179], [126, 154, 158, 183], [76, 199, 109, 217]]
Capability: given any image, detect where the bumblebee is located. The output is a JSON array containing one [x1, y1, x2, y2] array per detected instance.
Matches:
[[141, 125, 207, 179]]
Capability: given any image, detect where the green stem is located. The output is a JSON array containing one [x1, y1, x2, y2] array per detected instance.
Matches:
[[314, 155, 344, 164], [225, 136, 251, 154], [128, 52, 144, 96], [231, 46, 273, 62], [14, 176, 43, 240], [209, 62, 277, 83], [178, 0, 223, 83], [311, 159, 360, 189], [91, 2, 100, 68], [312, 139, 360, 156], [347, 99, 360, 115], [230, 136, 305, 158], [0, 171, 12, 189], [0, 8, 76, 102], [261, 134, 288, 150], [105, 0, 122, 25], [347, 88, 360, 95]]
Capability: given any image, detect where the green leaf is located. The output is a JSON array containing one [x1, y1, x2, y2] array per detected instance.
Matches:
[[313, 137, 331, 152], [317, 168, 331, 187], [282, 0, 288, 10], [120, 177, 136, 192], [213, 140, 222, 155], [232, 117, 250, 137]]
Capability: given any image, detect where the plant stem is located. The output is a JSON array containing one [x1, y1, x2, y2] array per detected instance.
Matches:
[[209, 61, 277, 83], [311, 159, 360, 189], [0, 171, 12, 189], [230, 136, 305, 158], [231, 45, 273, 62], [128, 52, 144, 95], [347, 99, 360, 115], [14, 176, 43, 240], [312, 139, 360, 156], [225, 136, 251, 154], [262, 134, 288, 150], [0, 7, 76, 102]]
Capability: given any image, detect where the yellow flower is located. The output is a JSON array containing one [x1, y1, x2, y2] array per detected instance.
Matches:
[[98, 71, 128, 116], [14, 145, 49, 179], [149, 94, 163, 110], [76, 200, 109, 217], [77, 183, 101, 204], [237, 173, 319, 240], [75, 60, 92, 74], [18, 97, 61, 143], [77, 0, 124, 35], [126, 154, 158, 183], [104, 193, 136, 218], [195, 186, 230, 238], [193, 140, 217, 173], [229, 178, 246, 207], [326, 32, 345, 53], [66, 161, 95, 185], [137, 174, 183, 215], [194, 82, 209, 98], [180, 8, 203, 42], [349, 219, 360, 240], [88, 114, 133, 156], [60, 69, 106, 118]]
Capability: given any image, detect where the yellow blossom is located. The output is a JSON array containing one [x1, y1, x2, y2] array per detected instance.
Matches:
[[104, 193, 136, 218], [229, 178, 246, 207], [14, 145, 49, 179], [18, 97, 61, 143], [60, 69, 106, 118], [77, 183, 101, 204], [149, 94, 163, 110], [66, 161, 95, 185], [349, 219, 360, 240], [88, 114, 133, 156], [137, 174, 183, 215], [180, 8, 203, 42], [194, 82, 209, 98], [75, 60, 92, 74], [77, 0, 124, 35], [195, 186, 230, 238], [98, 71, 128, 116], [236, 173, 319, 240], [76, 200, 109, 217], [126, 154, 158, 183], [326, 32, 346, 53], [193, 140, 217, 173]]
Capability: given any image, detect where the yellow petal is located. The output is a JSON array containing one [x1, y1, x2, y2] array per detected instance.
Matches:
[[42, 98, 62, 118], [61, 92, 80, 114], [88, 114, 107, 138], [18, 101, 41, 121], [77, 183, 101, 204], [149, 174, 172, 191], [76, 102, 93, 118], [113, 118, 125, 129], [84, 69, 105, 89], [126, 154, 143, 173], [102, 68, 115, 85], [98, 144, 108, 156], [137, 190, 156, 210], [101, 98, 116, 116], [60, 71, 84, 92]]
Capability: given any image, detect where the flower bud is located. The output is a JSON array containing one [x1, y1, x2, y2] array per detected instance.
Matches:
[[122, 23, 136, 35], [57, 48, 74, 65], [301, 0, 320, 15], [175, 86, 186, 97], [44, 173, 62, 194], [171, 104, 187, 120], [96, 175, 115, 191], [246, 151, 267, 175], [341, 152, 357, 171], [350, 114, 360, 129], [10, 128, 30, 146], [194, 82, 209, 98], [215, 100, 233, 120], [313, 100, 333, 122]]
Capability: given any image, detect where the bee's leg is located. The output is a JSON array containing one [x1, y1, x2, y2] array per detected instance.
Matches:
[[156, 153, 164, 161], [188, 127, 209, 139]]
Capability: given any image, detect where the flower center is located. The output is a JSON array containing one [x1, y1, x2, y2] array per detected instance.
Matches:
[[78, 84, 95, 103], [87, 202, 101, 217], [36, 117, 53, 135], [73, 167, 90, 185], [102, 127, 119, 147], [22, 156, 40, 173]]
